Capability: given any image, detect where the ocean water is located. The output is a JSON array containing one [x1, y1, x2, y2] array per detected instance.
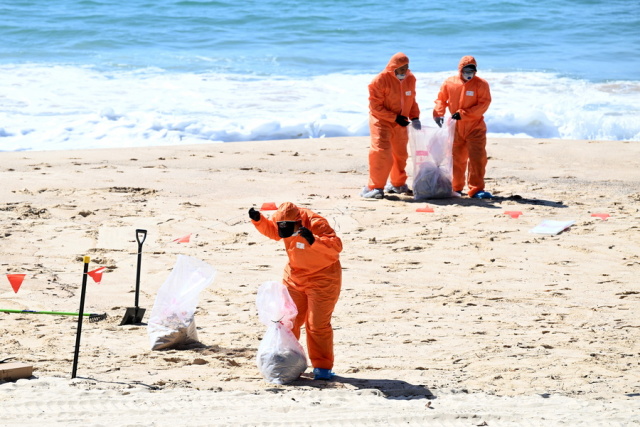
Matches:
[[1, 0, 639, 151]]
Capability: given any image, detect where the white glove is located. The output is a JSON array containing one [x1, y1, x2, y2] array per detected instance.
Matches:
[[411, 118, 421, 130]]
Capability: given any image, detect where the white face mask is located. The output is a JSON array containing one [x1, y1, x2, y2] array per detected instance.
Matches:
[[396, 74, 406, 80], [462, 70, 475, 81]]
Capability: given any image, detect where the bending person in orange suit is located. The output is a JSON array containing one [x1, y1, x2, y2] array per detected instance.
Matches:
[[249, 202, 342, 381], [433, 55, 492, 199], [362, 52, 421, 199]]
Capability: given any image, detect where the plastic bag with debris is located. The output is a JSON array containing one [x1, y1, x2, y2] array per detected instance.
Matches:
[[409, 119, 457, 200], [256, 281, 307, 384], [148, 255, 217, 350]]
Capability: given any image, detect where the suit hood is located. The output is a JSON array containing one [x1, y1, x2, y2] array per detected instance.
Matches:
[[458, 55, 477, 75], [385, 52, 410, 72], [273, 202, 301, 222]]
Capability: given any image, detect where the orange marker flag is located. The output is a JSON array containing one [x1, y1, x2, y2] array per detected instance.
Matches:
[[174, 233, 191, 243], [416, 205, 434, 213], [505, 211, 523, 219], [260, 202, 278, 211], [87, 267, 106, 284], [591, 213, 610, 220], [7, 274, 26, 293]]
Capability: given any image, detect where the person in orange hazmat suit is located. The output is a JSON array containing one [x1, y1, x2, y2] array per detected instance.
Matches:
[[433, 55, 492, 199], [361, 52, 421, 199], [249, 202, 342, 381]]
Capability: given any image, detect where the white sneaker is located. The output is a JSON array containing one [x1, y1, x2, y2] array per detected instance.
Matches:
[[360, 187, 384, 199], [384, 183, 411, 194]]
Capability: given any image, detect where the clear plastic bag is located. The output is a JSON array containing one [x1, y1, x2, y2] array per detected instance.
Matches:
[[147, 255, 217, 351], [409, 119, 457, 200], [256, 281, 307, 384]]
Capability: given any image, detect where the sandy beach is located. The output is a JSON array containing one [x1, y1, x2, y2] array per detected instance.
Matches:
[[1, 135, 639, 425]]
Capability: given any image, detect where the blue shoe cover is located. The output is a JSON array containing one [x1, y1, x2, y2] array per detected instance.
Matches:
[[313, 368, 334, 380], [472, 191, 493, 199]]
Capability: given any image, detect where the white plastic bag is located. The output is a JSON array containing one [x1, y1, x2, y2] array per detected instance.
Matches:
[[147, 255, 217, 350], [256, 281, 307, 384], [409, 119, 457, 200]]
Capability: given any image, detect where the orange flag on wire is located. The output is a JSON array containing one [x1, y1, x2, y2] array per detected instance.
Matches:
[[174, 234, 191, 243], [416, 205, 434, 213], [505, 211, 523, 218], [7, 274, 26, 293], [87, 267, 106, 284]]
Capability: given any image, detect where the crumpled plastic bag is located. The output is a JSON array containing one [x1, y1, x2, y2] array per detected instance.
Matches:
[[256, 281, 307, 384], [147, 255, 217, 351], [409, 119, 457, 200]]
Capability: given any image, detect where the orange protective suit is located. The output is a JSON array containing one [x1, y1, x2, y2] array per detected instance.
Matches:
[[433, 56, 491, 197], [367, 52, 420, 190], [252, 202, 342, 370]]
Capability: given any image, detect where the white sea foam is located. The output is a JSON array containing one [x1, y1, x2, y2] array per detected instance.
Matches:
[[0, 65, 638, 152]]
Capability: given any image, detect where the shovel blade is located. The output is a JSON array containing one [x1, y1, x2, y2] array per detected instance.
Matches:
[[120, 307, 146, 325]]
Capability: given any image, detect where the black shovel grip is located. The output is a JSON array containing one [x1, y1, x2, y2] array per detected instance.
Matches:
[[136, 229, 147, 248]]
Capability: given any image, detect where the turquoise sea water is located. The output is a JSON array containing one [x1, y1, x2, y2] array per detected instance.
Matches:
[[1, 0, 639, 150], [3, 0, 638, 79]]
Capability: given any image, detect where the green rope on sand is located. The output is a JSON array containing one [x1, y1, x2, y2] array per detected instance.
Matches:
[[0, 309, 107, 322]]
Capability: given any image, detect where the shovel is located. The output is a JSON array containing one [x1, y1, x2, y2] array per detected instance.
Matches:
[[120, 229, 147, 325]]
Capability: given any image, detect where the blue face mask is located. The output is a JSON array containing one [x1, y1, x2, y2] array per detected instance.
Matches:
[[396, 74, 406, 80]]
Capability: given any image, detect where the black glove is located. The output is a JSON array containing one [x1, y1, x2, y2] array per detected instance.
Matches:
[[395, 115, 410, 127], [248, 207, 261, 221], [434, 117, 444, 128], [451, 112, 461, 120], [298, 227, 315, 245]]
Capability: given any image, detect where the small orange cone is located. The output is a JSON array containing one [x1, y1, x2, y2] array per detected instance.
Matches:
[[260, 202, 278, 211], [7, 274, 26, 293], [505, 211, 523, 218], [591, 213, 610, 220]]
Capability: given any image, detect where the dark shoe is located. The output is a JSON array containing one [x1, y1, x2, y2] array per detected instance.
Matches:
[[384, 183, 411, 195]]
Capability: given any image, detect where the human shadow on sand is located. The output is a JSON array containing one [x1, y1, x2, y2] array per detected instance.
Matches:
[[386, 193, 567, 209], [286, 374, 436, 400]]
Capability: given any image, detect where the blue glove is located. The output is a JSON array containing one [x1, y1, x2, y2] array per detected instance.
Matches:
[[411, 118, 421, 130]]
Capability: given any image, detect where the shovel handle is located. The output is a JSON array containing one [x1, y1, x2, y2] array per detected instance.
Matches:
[[134, 229, 147, 309], [136, 229, 147, 249]]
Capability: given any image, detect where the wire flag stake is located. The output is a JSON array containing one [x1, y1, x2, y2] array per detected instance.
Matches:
[[71, 256, 90, 379]]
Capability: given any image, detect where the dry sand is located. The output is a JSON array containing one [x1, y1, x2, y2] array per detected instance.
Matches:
[[1, 135, 639, 425]]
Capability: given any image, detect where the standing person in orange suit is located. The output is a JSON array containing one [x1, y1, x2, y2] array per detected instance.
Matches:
[[249, 202, 342, 381], [361, 52, 421, 199], [433, 55, 492, 199]]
